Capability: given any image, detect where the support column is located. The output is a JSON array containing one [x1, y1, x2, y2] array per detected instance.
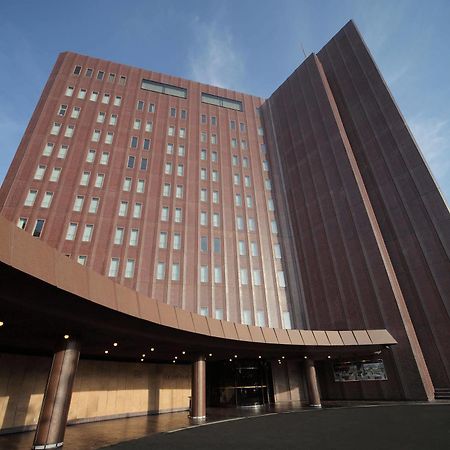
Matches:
[[305, 358, 321, 407], [32, 338, 80, 449], [191, 354, 206, 420]]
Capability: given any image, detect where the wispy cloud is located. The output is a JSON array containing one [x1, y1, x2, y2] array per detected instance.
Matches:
[[188, 17, 244, 90]]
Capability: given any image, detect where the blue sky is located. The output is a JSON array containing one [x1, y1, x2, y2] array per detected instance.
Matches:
[[0, 0, 449, 202]]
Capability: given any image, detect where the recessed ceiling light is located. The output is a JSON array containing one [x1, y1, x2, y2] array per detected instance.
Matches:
[[229, 358, 232, 362], [327, 355, 331, 359], [142, 354, 146, 357], [282, 356, 285, 359], [113, 342, 118, 347], [182, 351, 186, 355], [150, 347, 155, 351], [208, 353, 212, 357], [64, 334, 69, 339], [174, 356, 178, 359], [172, 360, 176, 363], [140, 358, 144, 362], [0, 321, 4, 327], [105, 350, 109, 354], [234, 355, 237, 358], [258, 355, 262, 359], [304, 356, 308, 359]]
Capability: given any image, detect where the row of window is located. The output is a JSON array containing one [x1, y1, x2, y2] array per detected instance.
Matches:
[[65, 86, 122, 106], [73, 65, 127, 86]]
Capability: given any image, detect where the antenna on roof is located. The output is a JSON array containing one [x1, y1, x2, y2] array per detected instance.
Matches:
[[300, 43, 307, 59]]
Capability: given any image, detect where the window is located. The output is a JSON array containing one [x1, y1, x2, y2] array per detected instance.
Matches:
[[234, 174, 240, 185], [127, 156, 135, 168], [82, 224, 94, 242], [274, 243, 282, 259], [161, 206, 169, 221], [231, 138, 237, 148], [65, 223, 78, 241], [114, 227, 124, 245], [89, 91, 99, 102], [133, 203, 142, 218], [85, 68, 93, 77], [200, 168, 207, 180], [230, 120, 236, 130], [201, 93, 243, 111], [212, 170, 219, 182], [236, 216, 244, 230], [258, 127, 264, 136], [77, 256, 87, 266], [201, 132, 207, 143], [97, 111, 106, 123], [200, 236, 208, 252], [125, 259, 135, 278], [168, 126, 175, 136], [174, 207, 182, 223], [156, 262, 165, 280], [80, 171, 90, 186], [200, 149, 207, 160], [241, 140, 247, 150], [260, 143, 266, 153], [105, 132, 114, 144], [148, 103, 155, 113], [141, 79, 187, 98], [211, 134, 217, 144], [235, 194, 242, 207], [34, 165, 46, 180], [277, 271, 286, 288], [133, 119, 141, 130], [17, 217, 27, 230], [170, 107, 176, 118], [171, 263, 180, 281], [271, 220, 278, 234], [88, 197, 99, 213], [131, 136, 138, 148], [57, 145, 68, 159], [109, 114, 117, 125], [109, 258, 119, 277], [32, 219, 45, 238], [165, 162, 172, 174], [238, 240, 246, 256], [159, 232, 168, 248], [263, 160, 269, 171], [200, 307, 209, 316], [86, 149, 95, 163], [201, 114, 207, 124], [242, 157, 249, 168], [200, 211, 207, 226], [137, 179, 145, 193], [43, 143, 54, 156], [122, 177, 132, 191], [200, 188, 207, 202], [178, 145, 185, 156], [268, 199, 275, 211], [212, 151, 218, 162], [140, 158, 148, 170], [211, 116, 217, 126], [95, 173, 105, 188], [215, 308, 223, 320], [173, 233, 181, 250], [92, 130, 101, 142], [246, 195, 253, 208], [251, 242, 259, 257], [248, 217, 256, 231], [240, 269, 248, 286], [175, 185, 183, 198], [73, 196, 84, 212], [177, 164, 184, 176], [167, 143, 174, 154], [108, 73, 115, 83], [245, 176, 251, 187], [214, 266, 222, 284], [163, 183, 171, 197], [283, 312, 292, 329], [145, 121, 153, 132], [58, 104, 67, 116], [253, 270, 262, 286], [101, 93, 110, 104], [64, 125, 75, 138], [200, 266, 208, 283], [119, 75, 126, 85], [181, 109, 187, 119], [77, 88, 86, 99], [65, 86, 74, 97], [179, 128, 186, 138], [100, 152, 109, 165], [212, 191, 219, 204], [71, 107, 81, 119], [213, 238, 221, 253], [40, 192, 53, 208], [240, 122, 246, 133], [114, 96, 122, 106], [50, 123, 61, 135], [119, 201, 128, 217], [256, 310, 265, 326], [232, 155, 238, 166], [265, 179, 272, 191], [97, 70, 105, 80], [212, 213, 220, 228]]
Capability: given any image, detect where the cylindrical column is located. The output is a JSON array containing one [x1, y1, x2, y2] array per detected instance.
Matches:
[[32, 338, 80, 449], [305, 358, 321, 407], [191, 355, 206, 420]]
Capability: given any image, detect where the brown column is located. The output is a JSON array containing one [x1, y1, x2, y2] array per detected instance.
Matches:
[[32, 338, 80, 449], [305, 358, 321, 407], [191, 354, 206, 420]]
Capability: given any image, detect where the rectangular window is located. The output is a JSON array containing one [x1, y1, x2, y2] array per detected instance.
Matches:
[[265, 179, 272, 191], [200, 149, 207, 160], [71, 107, 81, 119], [211, 116, 217, 126], [58, 104, 67, 116], [114, 96, 122, 106], [212, 213, 220, 228], [200, 211, 207, 226], [212, 191, 219, 204], [234, 173, 240, 185], [260, 143, 266, 153], [100, 152, 109, 165], [114, 227, 124, 245], [143, 139, 150, 150], [232, 155, 238, 166], [258, 127, 264, 136], [156, 262, 165, 280], [119, 201, 128, 216], [170, 107, 176, 117], [77, 89, 86, 99], [141, 79, 187, 98], [82, 224, 94, 242], [159, 232, 168, 248], [80, 171, 90, 186], [85, 68, 93, 77], [235, 194, 242, 207], [271, 220, 278, 234], [167, 143, 174, 154], [246, 196, 253, 208], [145, 121, 153, 132], [95, 173, 105, 188], [77, 256, 87, 266], [97, 70, 104, 80], [89, 91, 99, 102], [148, 103, 155, 113], [101, 93, 110, 104], [125, 259, 135, 278], [64, 125, 75, 138], [73, 196, 84, 212], [43, 143, 54, 156], [253, 270, 262, 286], [200, 307, 209, 317], [179, 128, 186, 138], [211, 151, 218, 162], [178, 145, 185, 156], [248, 218, 256, 231], [214, 266, 222, 284], [215, 308, 223, 320], [168, 126, 175, 136], [236, 216, 244, 230], [49, 167, 61, 182], [88, 197, 99, 213], [127, 156, 135, 168], [109, 258, 119, 277], [240, 122, 246, 133], [211, 134, 217, 144], [130, 228, 139, 247], [200, 168, 207, 180], [231, 138, 237, 148], [242, 157, 249, 168], [238, 240, 246, 256], [163, 183, 171, 197], [165, 162, 172, 174], [133, 203, 142, 218], [200, 266, 208, 283], [200, 188, 207, 202], [173, 233, 181, 250], [32, 219, 45, 238], [213, 237, 221, 254], [256, 310, 265, 326], [65, 86, 74, 97], [50, 122, 61, 135], [105, 132, 113, 144], [201, 93, 243, 111], [92, 130, 101, 142], [230, 120, 236, 130], [240, 269, 248, 286], [268, 199, 275, 211], [245, 176, 251, 187], [200, 236, 208, 252], [171, 263, 180, 281], [240, 140, 247, 150], [131, 136, 138, 148], [251, 241, 259, 257], [277, 271, 286, 288], [108, 73, 116, 83], [177, 164, 184, 176], [161, 206, 169, 221], [283, 312, 292, 329], [201, 132, 207, 143], [137, 179, 145, 193], [181, 109, 187, 119], [40, 192, 53, 208], [174, 207, 182, 223], [122, 177, 131, 192], [109, 114, 117, 125], [119, 75, 126, 85], [97, 111, 105, 123], [140, 158, 148, 170], [201, 114, 207, 124], [212, 170, 219, 182], [34, 165, 46, 180], [175, 185, 183, 198], [66, 223, 78, 241], [274, 243, 282, 259], [133, 119, 141, 130]]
